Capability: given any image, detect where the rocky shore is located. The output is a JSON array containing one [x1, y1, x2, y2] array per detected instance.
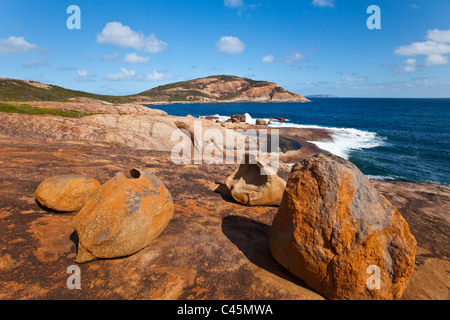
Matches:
[[0, 100, 448, 300]]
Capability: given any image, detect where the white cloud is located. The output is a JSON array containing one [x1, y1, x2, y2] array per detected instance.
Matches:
[[76, 69, 94, 82], [77, 69, 88, 77], [122, 52, 150, 64], [403, 59, 417, 72], [342, 75, 368, 82], [262, 55, 274, 63], [427, 29, 450, 43], [284, 51, 304, 63], [146, 70, 170, 82], [105, 68, 170, 82], [101, 53, 119, 61], [426, 54, 448, 66], [0, 36, 38, 54], [224, 0, 243, 8], [311, 0, 335, 8], [394, 29, 450, 70], [97, 22, 167, 53], [394, 40, 450, 56], [216, 36, 245, 54], [105, 68, 137, 81]]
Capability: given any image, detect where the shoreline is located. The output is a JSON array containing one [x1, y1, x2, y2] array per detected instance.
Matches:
[[1, 99, 448, 187]]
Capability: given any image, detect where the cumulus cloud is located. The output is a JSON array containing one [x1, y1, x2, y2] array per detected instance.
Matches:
[[0, 36, 39, 54], [224, 0, 243, 8], [104, 68, 137, 81], [427, 29, 450, 43], [122, 52, 150, 64], [76, 69, 94, 82], [146, 70, 170, 82], [216, 36, 245, 54], [426, 54, 448, 66], [97, 22, 167, 53], [262, 55, 274, 63], [311, 0, 335, 8], [394, 40, 450, 56], [394, 29, 450, 68]]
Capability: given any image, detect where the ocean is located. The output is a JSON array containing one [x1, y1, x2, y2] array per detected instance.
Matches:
[[148, 98, 450, 186]]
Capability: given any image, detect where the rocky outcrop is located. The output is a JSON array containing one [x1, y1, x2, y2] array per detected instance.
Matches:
[[140, 75, 310, 103], [226, 154, 287, 206], [35, 175, 100, 212], [270, 153, 417, 300], [256, 119, 267, 126], [0, 113, 192, 152], [73, 169, 174, 263]]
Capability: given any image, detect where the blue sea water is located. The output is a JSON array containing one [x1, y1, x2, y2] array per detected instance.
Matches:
[[148, 98, 450, 186]]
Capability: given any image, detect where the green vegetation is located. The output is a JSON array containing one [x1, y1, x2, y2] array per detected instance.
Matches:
[[0, 79, 135, 103], [274, 86, 285, 93], [0, 103, 95, 118]]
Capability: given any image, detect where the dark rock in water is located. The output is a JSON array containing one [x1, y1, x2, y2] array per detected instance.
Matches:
[[256, 119, 267, 126], [231, 114, 246, 123]]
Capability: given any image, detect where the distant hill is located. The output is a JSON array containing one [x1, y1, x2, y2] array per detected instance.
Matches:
[[136, 75, 310, 103], [0, 78, 133, 103], [0, 75, 310, 103]]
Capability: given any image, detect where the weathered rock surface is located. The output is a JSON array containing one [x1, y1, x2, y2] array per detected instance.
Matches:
[[35, 175, 100, 212], [0, 136, 448, 299], [256, 119, 267, 126], [73, 169, 174, 263], [0, 113, 191, 152], [226, 154, 287, 206], [270, 153, 417, 300]]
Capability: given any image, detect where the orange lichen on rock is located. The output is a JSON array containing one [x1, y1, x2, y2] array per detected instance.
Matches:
[[35, 175, 100, 212], [73, 169, 174, 263], [270, 153, 417, 300]]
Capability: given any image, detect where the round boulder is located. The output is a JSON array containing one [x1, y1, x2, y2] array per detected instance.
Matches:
[[73, 169, 174, 263], [35, 175, 101, 212], [270, 153, 417, 300]]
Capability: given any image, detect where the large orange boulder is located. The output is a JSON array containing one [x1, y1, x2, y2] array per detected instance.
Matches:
[[73, 169, 174, 263], [270, 153, 417, 300], [35, 175, 100, 212], [226, 154, 286, 206]]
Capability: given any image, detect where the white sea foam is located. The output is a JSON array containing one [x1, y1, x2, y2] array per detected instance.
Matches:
[[365, 175, 399, 181], [201, 113, 386, 160]]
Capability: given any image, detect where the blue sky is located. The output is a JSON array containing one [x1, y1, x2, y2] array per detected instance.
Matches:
[[1, 0, 449, 97]]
